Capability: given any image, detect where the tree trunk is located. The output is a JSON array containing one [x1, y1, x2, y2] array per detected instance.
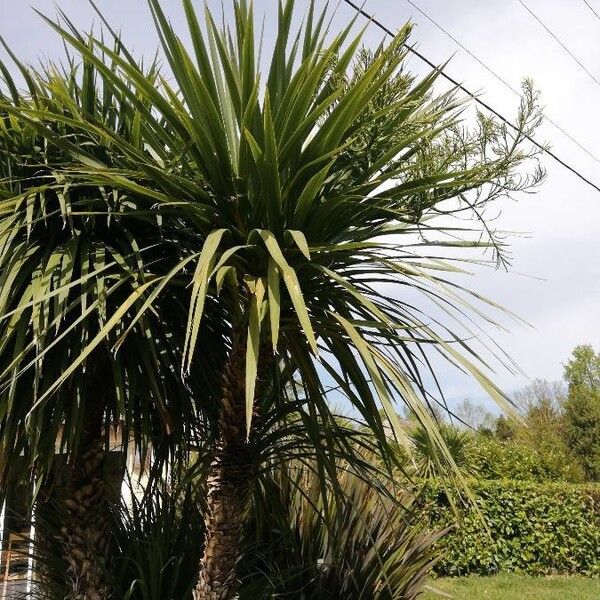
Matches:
[[60, 374, 111, 599], [61, 441, 111, 599], [194, 334, 262, 600]]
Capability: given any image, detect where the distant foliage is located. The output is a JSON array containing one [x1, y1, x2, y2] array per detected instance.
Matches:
[[454, 376, 587, 483], [399, 420, 582, 483], [424, 480, 600, 577], [468, 434, 584, 483], [454, 398, 496, 431]]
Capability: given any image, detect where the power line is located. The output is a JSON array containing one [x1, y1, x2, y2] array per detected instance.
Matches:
[[517, 0, 600, 88], [402, 0, 600, 164], [341, 0, 600, 194], [582, 0, 600, 22]]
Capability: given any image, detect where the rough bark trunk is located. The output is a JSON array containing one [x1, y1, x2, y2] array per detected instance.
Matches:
[[61, 440, 111, 599], [193, 334, 263, 600], [60, 372, 111, 600]]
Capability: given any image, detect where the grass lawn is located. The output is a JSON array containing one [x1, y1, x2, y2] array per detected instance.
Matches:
[[422, 574, 600, 599]]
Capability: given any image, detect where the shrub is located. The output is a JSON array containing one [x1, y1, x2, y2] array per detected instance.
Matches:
[[242, 465, 445, 599], [468, 435, 584, 482], [111, 479, 205, 600], [424, 480, 600, 576], [29, 464, 443, 599]]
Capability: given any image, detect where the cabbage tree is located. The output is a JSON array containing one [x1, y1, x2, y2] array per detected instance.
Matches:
[[0, 45, 218, 598], [1, 0, 542, 598]]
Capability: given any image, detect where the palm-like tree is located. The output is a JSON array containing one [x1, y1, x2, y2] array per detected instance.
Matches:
[[409, 424, 476, 480], [1, 0, 543, 597], [0, 42, 221, 598]]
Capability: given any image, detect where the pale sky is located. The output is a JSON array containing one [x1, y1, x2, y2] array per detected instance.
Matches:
[[1, 0, 599, 411]]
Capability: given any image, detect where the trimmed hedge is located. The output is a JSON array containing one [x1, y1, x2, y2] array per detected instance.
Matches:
[[424, 480, 600, 576]]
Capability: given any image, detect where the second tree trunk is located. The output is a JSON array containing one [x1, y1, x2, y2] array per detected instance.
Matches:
[[194, 335, 257, 600]]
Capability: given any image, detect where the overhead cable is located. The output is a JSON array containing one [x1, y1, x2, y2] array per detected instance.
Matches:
[[341, 0, 600, 194], [517, 0, 600, 88], [403, 0, 600, 164]]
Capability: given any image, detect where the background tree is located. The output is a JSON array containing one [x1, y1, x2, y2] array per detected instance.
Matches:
[[563, 344, 600, 480], [2, 0, 543, 597], [512, 380, 571, 461], [454, 398, 495, 431]]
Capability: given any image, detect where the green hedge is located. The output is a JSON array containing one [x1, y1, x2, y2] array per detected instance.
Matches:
[[424, 480, 600, 576]]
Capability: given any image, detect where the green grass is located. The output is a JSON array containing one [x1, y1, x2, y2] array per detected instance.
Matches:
[[422, 575, 600, 600]]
